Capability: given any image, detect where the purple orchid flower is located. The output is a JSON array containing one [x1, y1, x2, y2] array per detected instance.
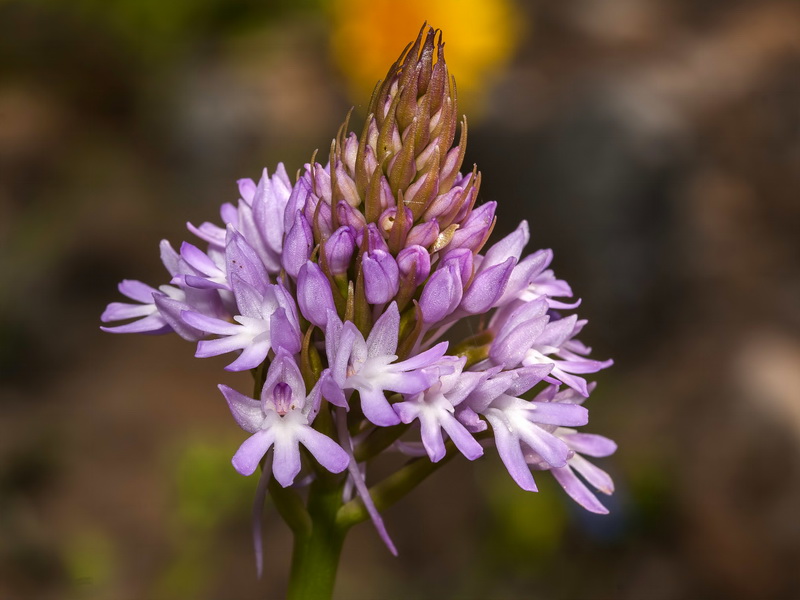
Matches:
[[324, 302, 449, 426], [463, 365, 590, 491], [419, 258, 463, 324], [488, 298, 612, 397], [393, 356, 485, 462], [219, 351, 349, 485], [362, 249, 400, 304], [187, 166, 292, 275], [101, 240, 221, 340], [520, 315, 613, 397], [325, 226, 357, 275], [282, 210, 314, 278], [182, 277, 301, 371], [545, 429, 617, 514], [100, 279, 177, 335], [296, 261, 337, 329]]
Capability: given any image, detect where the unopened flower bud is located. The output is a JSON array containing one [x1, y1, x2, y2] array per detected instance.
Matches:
[[419, 261, 462, 324], [461, 256, 515, 314], [282, 211, 314, 278], [406, 219, 439, 247], [342, 132, 358, 174], [397, 245, 431, 286], [379, 206, 413, 239], [422, 185, 465, 222], [362, 249, 399, 304], [335, 161, 361, 208], [442, 248, 473, 284], [366, 223, 389, 253], [448, 201, 496, 253], [283, 176, 312, 232], [325, 226, 356, 275], [296, 262, 336, 329], [336, 200, 366, 231]]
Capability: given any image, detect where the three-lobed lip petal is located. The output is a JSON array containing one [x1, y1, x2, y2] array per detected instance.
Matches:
[[324, 302, 450, 426], [221, 351, 349, 485]]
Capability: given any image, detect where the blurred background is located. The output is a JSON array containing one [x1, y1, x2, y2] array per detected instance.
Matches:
[[1, 0, 800, 598]]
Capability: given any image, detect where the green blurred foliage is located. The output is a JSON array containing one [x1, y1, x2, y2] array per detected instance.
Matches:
[[154, 439, 255, 599], [65, 530, 116, 597], [171, 439, 254, 531], [480, 459, 567, 566]]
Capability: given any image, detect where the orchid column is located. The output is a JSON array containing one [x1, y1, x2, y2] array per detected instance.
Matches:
[[102, 25, 614, 600]]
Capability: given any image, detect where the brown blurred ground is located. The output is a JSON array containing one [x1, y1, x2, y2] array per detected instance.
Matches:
[[1, 1, 800, 598]]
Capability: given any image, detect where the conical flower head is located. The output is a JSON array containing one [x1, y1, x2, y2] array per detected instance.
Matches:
[[361, 25, 464, 212], [319, 25, 485, 257]]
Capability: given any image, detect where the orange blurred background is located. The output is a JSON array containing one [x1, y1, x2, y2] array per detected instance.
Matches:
[[2, 0, 800, 598]]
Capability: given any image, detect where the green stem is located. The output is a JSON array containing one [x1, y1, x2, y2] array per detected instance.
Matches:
[[353, 423, 409, 463], [286, 477, 347, 600], [268, 478, 311, 537], [337, 445, 456, 529]]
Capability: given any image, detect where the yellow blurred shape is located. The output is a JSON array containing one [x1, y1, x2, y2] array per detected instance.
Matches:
[[329, 0, 523, 114]]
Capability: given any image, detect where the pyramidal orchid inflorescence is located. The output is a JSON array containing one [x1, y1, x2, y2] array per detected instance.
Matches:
[[102, 25, 614, 595]]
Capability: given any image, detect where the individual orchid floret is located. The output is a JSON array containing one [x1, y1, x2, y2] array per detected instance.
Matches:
[[501, 248, 578, 309], [545, 428, 617, 514], [364, 222, 389, 252], [405, 220, 439, 248], [443, 248, 474, 281], [464, 365, 589, 492], [282, 210, 314, 278], [296, 262, 337, 329], [232, 166, 294, 275], [469, 220, 535, 307], [378, 206, 412, 242], [448, 201, 496, 253], [481, 220, 529, 274], [520, 383, 617, 513], [224, 227, 271, 294], [101, 241, 217, 340], [419, 257, 464, 324], [396, 245, 431, 286], [488, 296, 612, 397], [460, 255, 515, 314], [393, 356, 485, 462], [324, 302, 449, 426], [182, 277, 301, 371], [333, 161, 361, 207], [525, 270, 576, 310], [185, 166, 292, 276], [282, 172, 313, 233], [336, 199, 365, 231], [520, 315, 613, 397], [173, 241, 229, 290], [219, 350, 349, 485], [362, 249, 400, 304], [100, 279, 177, 335], [325, 226, 357, 276], [480, 224, 578, 310], [395, 245, 431, 309], [489, 298, 550, 370]]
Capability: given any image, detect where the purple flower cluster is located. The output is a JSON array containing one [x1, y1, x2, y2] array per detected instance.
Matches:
[[102, 27, 615, 550]]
